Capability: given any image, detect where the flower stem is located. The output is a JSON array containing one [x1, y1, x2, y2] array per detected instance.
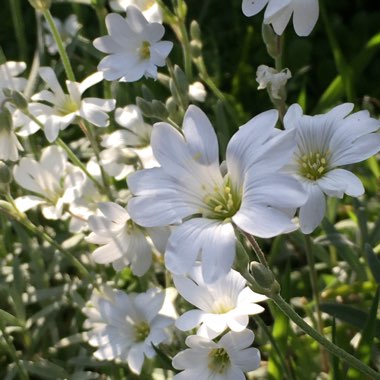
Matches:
[[241, 230, 269, 268], [271, 293, 380, 379], [304, 234, 329, 372], [42, 9, 76, 81], [9, 0, 28, 61]]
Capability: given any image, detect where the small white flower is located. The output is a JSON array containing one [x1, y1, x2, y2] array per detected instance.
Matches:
[[173, 264, 267, 339], [256, 65, 291, 100], [0, 108, 24, 162], [86, 202, 170, 276], [83, 287, 174, 375], [93, 5, 173, 82], [43, 15, 81, 55], [189, 81, 207, 103], [128, 105, 306, 283], [109, 0, 163, 23], [172, 329, 260, 380], [13, 146, 86, 219], [242, 0, 319, 37], [0, 61, 27, 103], [283, 103, 380, 233], [30, 67, 115, 142]]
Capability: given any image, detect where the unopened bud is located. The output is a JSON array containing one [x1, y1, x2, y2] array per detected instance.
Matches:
[[249, 261, 280, 296], [28, 0, 51, 11], [173, 65, 189, 96], [0, 161, 12, 185], [262, 23, 279, 59], [0, 107, 13, 132], [190, 20, 201, 41], [190, 40, 202, 59], [166, 96, 178, 116], [11, 91, 28, 111], [176, 0, 187, 20]]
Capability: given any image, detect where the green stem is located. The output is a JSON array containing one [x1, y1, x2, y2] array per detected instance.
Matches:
[[0, 320, 29, 380], [271, 293, 380, 379], [241, 230, 269, 268], [9, 0, 28, 61], [42, 9, 75, 81], [304, 234, 330, 371]]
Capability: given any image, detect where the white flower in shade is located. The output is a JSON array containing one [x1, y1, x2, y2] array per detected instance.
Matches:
[[0, 108, 24, 162], [283, 103, 380, 234], [30, 67, 115, 142], [127, 105, 306, 283], [13, 146, 86, 219], [43, 15, 81, 55], [93, 6, 173, 82], [256, 65, 291, 100], [242, 0, 319, 37], [86, 202, 170, 276], [172, 329, 260, 380], [173, 264, 267, 339], [109, 0, 163, 23], [0, 61, 27, 103], [100, 105, 158, 179], [189, 81, 207, 103], [83, 287, 174, 375]]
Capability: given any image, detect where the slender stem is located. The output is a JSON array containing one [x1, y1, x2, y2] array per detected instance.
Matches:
[[271, 294, 380, 379], [42, 9, 75, 81], [241, 230, 269, 268], [0, 320, 29, 380], [9, 0, 28, 61], [304, 234, 329, 372]]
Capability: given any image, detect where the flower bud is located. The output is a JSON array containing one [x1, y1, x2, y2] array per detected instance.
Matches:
[[190, 40, 202, 59], [190, 20, 201, 41], [0, 161, 12, 185], [28, 0, 51, 11], [11, 91, 29, 112], [249, 261, 280, 296], [0, 107, 13, 132]]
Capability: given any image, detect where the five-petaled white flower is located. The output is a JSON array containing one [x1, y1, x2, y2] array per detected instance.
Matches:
[[127, 105, 306, 283], [109, 0, 163, 23], [172, 329, 260, 380], [93, 5, 173, 82], [173, 263, 267, 339], [86, 202, 170, 276], [30, 67, 115, 142], [242, 0, 319, 37], [13, 146, 86, 220], [283, 103, 380, 234], [83, 287, 174, 375]]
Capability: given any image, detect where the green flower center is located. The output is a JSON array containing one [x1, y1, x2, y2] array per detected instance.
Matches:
[[299, 151, 330, 181], [133, 321, 150, 342], [56, 95, 79, 116], [208, 348, 230, 374], [139, 41, 151, 60], [203, 177, 241, 220]]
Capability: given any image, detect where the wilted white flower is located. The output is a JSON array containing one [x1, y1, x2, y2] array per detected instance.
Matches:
[[13, 146, 86, 219], [84, 287, 174, 374], [242, 0, 319, 37], [128, 105, 306, 283], [93, 6, 173, 82], [189, 81, 206, 102], [172, 329, 261, 379], [109, 0, 163, 23], [283, 103, 380, 233], [174, 264, 267, 339], [30, 67, 115, 142], [256, 65, 291, 100], [86, 202, 170, 276], [43, 15, 81, 55]]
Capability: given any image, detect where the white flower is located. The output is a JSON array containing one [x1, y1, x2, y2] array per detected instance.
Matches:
[[127, 105, 306, 283], [0, 108, 24, 162], [256, 65, 291, 100], [173, 264, 267, 339], [242, 0, 319, 37], [172, 330, 260, 380], [86, 202, 170, 276], [93, 5, 173, 82], [100, 105, 158, 179], [30, 67, 115, 142], [83, 287, 174, 374], [109, 0, 163, 23], [189, 81, 206, 103], [43, 15, 81, 55], [13, 146, 86, 219], [0, 61, 27, 103], [283, 103, 380, 234]]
